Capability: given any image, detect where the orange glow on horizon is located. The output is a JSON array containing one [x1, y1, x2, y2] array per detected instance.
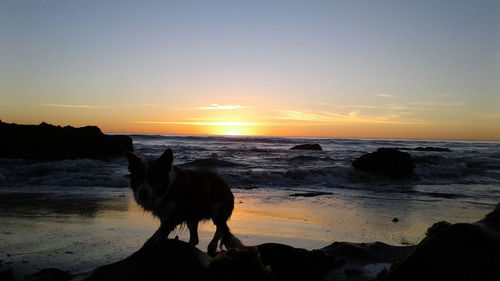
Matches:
[[4, 101, 500, 141]]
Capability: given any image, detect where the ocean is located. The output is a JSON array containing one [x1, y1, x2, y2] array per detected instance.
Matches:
[[2, 135, 499, 203], [1, 135, 499, 247]]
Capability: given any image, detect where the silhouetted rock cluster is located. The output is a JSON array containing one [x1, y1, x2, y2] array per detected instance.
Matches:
[[0, 121, 133, 160], [376, 204, 500, 281], [290, 144, 323, 151], [352, 148, 415, 179]]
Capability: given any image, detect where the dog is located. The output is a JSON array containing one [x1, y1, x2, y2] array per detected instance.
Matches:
[[125, 148, 243, 255]]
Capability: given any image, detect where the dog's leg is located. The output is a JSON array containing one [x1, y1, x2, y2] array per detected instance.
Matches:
[[207, 228, 221, 257], [218, 222, 244, 250], [144, 221, 176, 246], [187, 220, 199, 246]]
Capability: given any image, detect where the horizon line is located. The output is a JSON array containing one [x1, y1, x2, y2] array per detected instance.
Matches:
[[104, 131, 500, 143]]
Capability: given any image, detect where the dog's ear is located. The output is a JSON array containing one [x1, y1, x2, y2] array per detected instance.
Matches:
[[124, 151, 143, 173], [158, 148, 174, 167]]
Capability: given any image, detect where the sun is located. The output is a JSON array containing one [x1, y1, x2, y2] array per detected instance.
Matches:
[[210, 122, 255, 136], [224, 130, 243, 136]]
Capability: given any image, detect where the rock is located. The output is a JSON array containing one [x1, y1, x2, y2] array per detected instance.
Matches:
[[322, 241, 414, 265], [377, 204, 500, 281], [256, 243, 325, 281], [0, 121, 133, 160], [290, 144, 323, 151], [208, 247, 275, 281], [85, 239, 209, 281], [86, 240, 330, 281], [413, 147, 452, 152], [0, 268, 15, 281], [352, 148, 415, 179], [27, 268, 73, 281], [344, 268, 363, 277], [289, 191, 332, 198]]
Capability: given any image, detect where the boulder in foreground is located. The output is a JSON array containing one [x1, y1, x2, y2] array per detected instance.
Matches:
[[0, 121, 133, 160], [352, 148, 415, 179], [376, 204, 500, 281], [290, 144, 323, 151]]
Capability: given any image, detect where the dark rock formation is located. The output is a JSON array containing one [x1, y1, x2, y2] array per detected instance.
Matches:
[[322, 241, 414, 265], [0, 268, 15, 281], [290, 144, 323, 151], [85, 239, 208, 281], [289, 191, 332, 197], [0, 121, 133, 160], [27, 268, 72, 281], [377, 204, 500, 281], [257, 243, 326, 281], [352, 148, 415, 179], [26, 241, 333, 281]]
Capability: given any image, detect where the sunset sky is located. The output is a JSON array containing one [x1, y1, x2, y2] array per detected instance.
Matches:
[[1, 0, 499, 140]]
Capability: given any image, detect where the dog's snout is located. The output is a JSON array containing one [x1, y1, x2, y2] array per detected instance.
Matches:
[[138, 188, 150, 202]]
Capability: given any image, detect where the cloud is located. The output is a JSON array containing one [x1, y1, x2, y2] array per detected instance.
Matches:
[[376, 94, 397, 98], [408, 101, 464, 107], [42, 103, 110, 109], [276, 110, 344, 122], [196, 104, 252, 110], [275, 109, 429, 125]]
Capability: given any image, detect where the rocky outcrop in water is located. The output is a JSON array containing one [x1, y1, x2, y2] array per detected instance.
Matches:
[[290, 144, 323, 151], [352, 148, 415, 179], [0, 121, 133, 160]]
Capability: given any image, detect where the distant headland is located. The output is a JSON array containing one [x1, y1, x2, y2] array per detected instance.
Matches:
[[0, 121, 133, 161]]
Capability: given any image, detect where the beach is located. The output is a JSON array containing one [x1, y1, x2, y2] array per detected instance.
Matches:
[[1, 134, 499, 279], [0, 184, 493, 279]]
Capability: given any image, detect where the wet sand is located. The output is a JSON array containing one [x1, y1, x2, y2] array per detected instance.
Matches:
[[0, 186, 493, 279]]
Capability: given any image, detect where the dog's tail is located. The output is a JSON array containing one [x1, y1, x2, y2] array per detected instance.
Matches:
[[220, 223, 245, 250]]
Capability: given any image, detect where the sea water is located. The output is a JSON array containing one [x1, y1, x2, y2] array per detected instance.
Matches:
[[0, 135, 499, 247]]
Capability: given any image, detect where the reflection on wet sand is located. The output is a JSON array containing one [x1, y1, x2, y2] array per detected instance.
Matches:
[[0, 192, 128, 218], [0, 186, 493, 280]]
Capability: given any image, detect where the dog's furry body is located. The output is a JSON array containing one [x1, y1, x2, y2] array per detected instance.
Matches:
[[125, 148, 242, 255]]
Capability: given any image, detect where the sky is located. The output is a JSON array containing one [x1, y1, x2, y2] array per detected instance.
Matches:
[[1, 0, 499, 140]]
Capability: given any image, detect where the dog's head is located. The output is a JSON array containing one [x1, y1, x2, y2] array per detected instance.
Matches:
[[125, 148, 175, 211]]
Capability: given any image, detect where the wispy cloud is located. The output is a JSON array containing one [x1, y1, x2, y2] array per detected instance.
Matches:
[[196, 104, 252, 110], [276, 110, 344, 122], [42, 103, 110, 109], [122, 103, 158, 108], [376, 94, 397, 98], [276, 109, 429, 125], [408, 101, 464, 107]]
